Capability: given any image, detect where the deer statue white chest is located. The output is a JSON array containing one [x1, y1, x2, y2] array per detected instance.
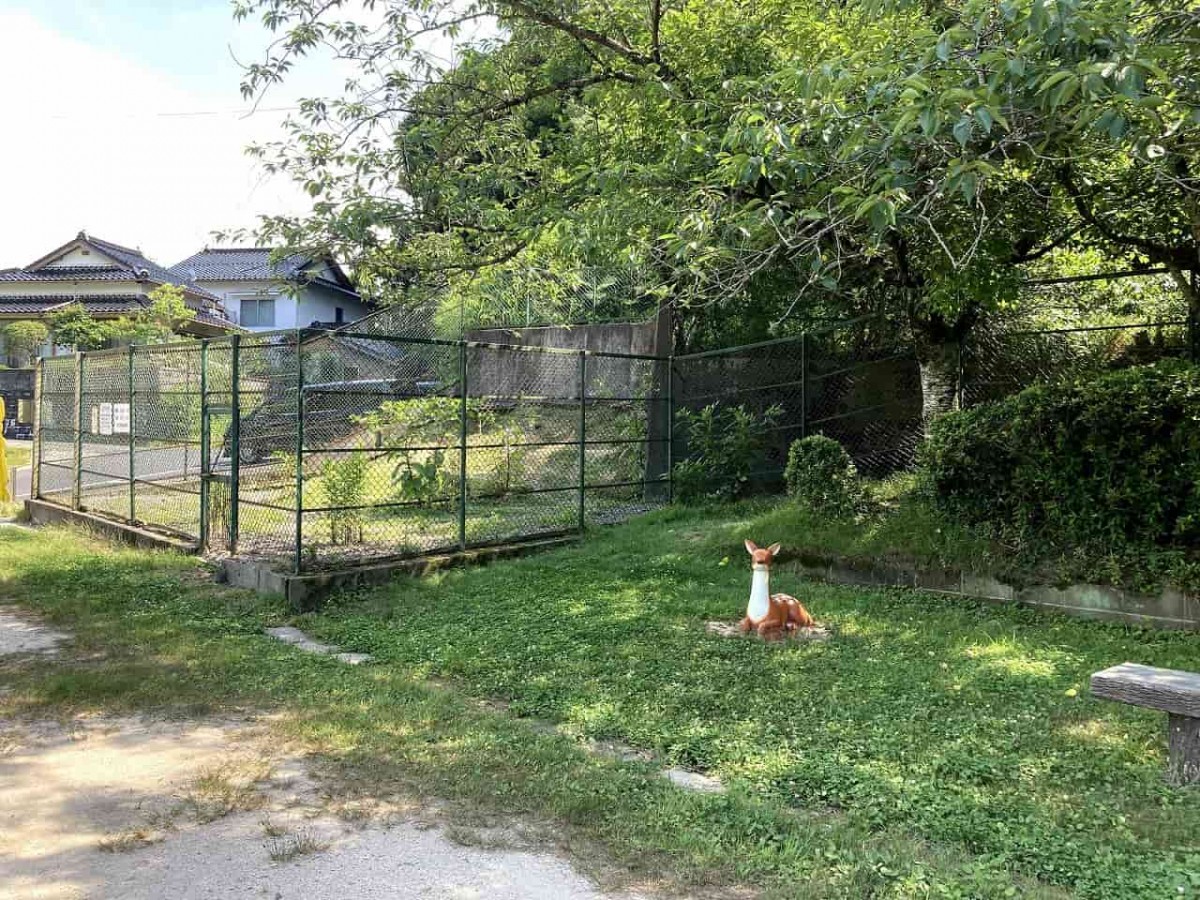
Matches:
[[747, 565, 772, 622], [739, 539, 817, 638]]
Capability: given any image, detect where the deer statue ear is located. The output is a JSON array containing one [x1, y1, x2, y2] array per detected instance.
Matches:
[[744, 539, 758, 554], [767, 542, 782, 556]]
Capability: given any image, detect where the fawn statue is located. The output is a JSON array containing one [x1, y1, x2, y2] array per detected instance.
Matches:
[[739, 540, 816, 639]]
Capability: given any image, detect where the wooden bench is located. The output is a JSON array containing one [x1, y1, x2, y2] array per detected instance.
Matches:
[[1091, 662, 1200, 786]]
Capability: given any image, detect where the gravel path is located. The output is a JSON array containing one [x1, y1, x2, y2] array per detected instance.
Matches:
[[0, 715, 649, 900]]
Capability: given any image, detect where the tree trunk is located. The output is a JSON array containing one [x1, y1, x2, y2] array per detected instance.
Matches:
[[916, 341, 960, 431]]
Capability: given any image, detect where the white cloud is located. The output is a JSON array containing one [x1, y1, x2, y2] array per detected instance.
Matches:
[[0, 8, 314, 268]]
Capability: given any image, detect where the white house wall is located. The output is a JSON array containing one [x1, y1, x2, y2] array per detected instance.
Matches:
[[44, 246, 110, 267], [191, 280, 290, 330], [193, 280, 369, 331], [297, 282, 370, 327]]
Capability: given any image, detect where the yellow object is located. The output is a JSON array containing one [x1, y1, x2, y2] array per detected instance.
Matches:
[[0, 397, 9, 502]]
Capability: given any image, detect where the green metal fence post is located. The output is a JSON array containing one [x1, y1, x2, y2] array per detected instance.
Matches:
[[1191, 271, 1198, 363], [127, 346, 135, 523], [199, 340, 210, 550], [799, 332, 809, 439], [31, 358, 43, 501], [229, 334, 241, 555], [666, 356, 674, 504], [458, 342, 468, 550], [956, 337, 966, 410], [578, 350, 587, 534], [73, 352, 84, 510], [294, 336, 305, 574]]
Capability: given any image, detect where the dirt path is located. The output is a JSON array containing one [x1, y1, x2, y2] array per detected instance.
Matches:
[[0, 715, 650, 900], [0, 610, 648, 900], [0, 608, 67, 657]]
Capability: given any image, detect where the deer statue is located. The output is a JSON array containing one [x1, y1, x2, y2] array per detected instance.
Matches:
[[739, 540, 816, 639]]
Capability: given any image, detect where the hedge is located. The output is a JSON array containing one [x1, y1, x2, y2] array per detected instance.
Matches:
[[920, 360, 1200, 550]]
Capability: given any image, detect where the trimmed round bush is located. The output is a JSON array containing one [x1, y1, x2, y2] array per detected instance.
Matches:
[[920, 360, 1200, 549], [784, 435, 862, 517]]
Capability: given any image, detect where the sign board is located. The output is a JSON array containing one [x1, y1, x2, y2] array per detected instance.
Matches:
[[112, 403, 131, 435], [99, 403, 114, 436]]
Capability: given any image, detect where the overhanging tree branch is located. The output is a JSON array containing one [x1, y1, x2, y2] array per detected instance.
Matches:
[[497, 0, 673, 78], [1059, 166, 1192, 268]]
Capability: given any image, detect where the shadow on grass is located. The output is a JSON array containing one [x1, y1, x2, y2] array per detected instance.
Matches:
[[299, 508, 1200, 899], [1, 522, 1191, 898]]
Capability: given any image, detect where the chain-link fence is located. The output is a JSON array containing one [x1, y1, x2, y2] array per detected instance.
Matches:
[[34, 329, 670, 573], [670, 317, 1193, 489], [33, 313, 1193, 569]]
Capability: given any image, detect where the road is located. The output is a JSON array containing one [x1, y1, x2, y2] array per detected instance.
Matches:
[[12, 441, 211, 502]]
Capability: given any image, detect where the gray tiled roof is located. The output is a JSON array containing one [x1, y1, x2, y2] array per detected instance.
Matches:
[[172, 248, 311, 282], [86, 235, 226, 304], [0, 294, 148, 315], [0, 266, 130, 282], [0, 294, 231, 328], [6, 233, 227, 307], [171, 248, 360, 301]]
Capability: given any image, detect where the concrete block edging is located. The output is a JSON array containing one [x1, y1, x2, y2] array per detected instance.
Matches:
[[782, 555, 1199, 631]]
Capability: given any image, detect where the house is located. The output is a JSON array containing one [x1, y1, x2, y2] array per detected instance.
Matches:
[[171, 248, 369, 332], [0, 231, 236, 361]]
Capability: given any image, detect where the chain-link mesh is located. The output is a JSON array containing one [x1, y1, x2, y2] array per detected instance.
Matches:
[[298, 332, 463, 568], [672, 317, 1195, 491], [671, 324, 921, 487], [232, 332, 300, 561], [806, 323, 922, 476], [962, 320, 1190, 406], [37, 356, 78, 503], [78, 352, 133, 522], [38, 315, 1185, 573], [128, 343, 203, 538], [295, 337, 668, 569]]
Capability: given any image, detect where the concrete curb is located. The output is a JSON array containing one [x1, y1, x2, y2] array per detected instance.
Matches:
[[783, 553, 1199, 631], [25, 499, 199, 554], [221, 536, 579, 610]]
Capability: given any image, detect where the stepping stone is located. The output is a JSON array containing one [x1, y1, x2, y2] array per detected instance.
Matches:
[[662, 767, 726, 794], [265, 626, 372, 665]]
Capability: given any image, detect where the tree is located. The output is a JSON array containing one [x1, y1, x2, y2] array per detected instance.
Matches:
[[233, 0, 1199, 421], [2, 321, 49, 367], [111, 284, 196, 344], [46, 304, 110, 351]]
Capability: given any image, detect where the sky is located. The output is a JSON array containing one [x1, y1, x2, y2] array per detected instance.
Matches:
[[0, 0, 351, 269]]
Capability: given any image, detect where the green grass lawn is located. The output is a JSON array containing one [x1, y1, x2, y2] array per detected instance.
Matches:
[[2, 509, 1198, 898]]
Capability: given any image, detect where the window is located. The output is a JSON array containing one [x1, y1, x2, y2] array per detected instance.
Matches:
[[241, 298, 276, 328], [334, 307, 345, 324]]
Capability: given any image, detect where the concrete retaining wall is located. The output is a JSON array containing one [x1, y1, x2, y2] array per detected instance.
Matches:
[[784, 553, 1199, 630], [467, 322, 658, 401], [221, 536, 577, 609]]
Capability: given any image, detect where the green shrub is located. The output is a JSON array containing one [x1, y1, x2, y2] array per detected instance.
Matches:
[[392, 448, 454, 505], [320, 451, 368, 544], [784, 435, 862, 517], [672, 402, 781, 503], [920, 360, 1200, 551]]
